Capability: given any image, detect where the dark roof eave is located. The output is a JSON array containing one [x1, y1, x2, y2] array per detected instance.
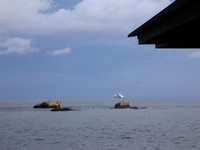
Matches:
[[128, 0, 192, 37]]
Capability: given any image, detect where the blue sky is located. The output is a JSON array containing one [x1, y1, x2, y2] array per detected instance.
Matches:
[[1, 0, 200, 98]]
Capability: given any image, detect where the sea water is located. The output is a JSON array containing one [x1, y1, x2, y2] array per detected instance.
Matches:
[[0, 98, 200, 150]]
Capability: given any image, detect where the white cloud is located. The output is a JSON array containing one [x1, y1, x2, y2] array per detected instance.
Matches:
[[0, 37, 39, 55], [0, 0, 172, 35], [46, 47, 71, 55]]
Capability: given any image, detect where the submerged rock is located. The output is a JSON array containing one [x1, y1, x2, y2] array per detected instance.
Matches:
[[33, 100, 61, 108], [114, 101, 130, 109], [129, 106, 139, 109], [51, 107, 74, 111]]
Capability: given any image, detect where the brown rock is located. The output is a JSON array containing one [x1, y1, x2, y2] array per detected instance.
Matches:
[[33, 100, 61, 108], [114, 101, 130, 109]]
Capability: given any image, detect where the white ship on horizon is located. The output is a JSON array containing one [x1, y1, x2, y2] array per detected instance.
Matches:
[[113, 93, 124, 98]]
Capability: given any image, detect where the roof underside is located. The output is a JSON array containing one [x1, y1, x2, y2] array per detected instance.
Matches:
[[128, 0, 200, 48]]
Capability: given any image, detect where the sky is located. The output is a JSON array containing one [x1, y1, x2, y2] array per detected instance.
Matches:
[[1, 0, 200, 98]]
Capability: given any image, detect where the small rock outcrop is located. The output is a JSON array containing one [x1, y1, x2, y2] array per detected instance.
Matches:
[[51, 107, 74, 111], [33, 100, 61, 108], [113, 101, 147, 109], [114, 101, 130, 109]]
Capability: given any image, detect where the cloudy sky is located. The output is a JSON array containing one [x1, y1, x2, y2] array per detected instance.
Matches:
[[1, 0, 200, 98]]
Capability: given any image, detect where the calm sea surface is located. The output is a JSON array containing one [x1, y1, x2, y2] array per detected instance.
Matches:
[[0, 98, 200, 150]]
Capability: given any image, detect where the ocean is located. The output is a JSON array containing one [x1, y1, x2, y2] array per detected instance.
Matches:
[[0, 98, 200, 150]]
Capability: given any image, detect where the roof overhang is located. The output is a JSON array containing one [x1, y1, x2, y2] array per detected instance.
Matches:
[[128, 0, 200, 48]]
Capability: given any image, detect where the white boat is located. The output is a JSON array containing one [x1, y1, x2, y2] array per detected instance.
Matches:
[[113, 93, 124, 98]]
